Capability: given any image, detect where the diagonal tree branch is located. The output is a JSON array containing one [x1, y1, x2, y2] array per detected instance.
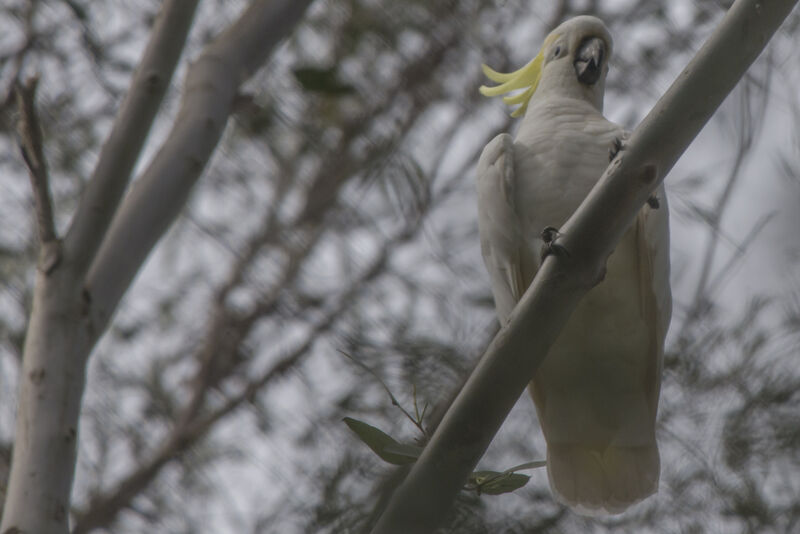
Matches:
[[15, 76, 56, 247], [370, 1, 798, 532], [85, 0, 315, 336], [64, 0, 200, 277]]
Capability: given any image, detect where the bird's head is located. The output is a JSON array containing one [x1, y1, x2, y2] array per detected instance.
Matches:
[[480, 16, 613, 116]]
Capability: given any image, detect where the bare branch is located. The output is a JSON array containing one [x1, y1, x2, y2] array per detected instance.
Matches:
[[64, 0, 200, 277], [15, 76, 56, 247], [85, 0, 315, 335], [370, 1, 798, 532]]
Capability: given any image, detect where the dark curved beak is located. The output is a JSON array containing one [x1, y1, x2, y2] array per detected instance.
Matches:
[[574, 37, 605, 85]]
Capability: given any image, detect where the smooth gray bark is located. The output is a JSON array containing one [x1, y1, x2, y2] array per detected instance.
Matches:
[[1, 1, 314, 533], [86, 0, 315, 335], [370, 0, 798, 532], [64, 1, 200, 278]]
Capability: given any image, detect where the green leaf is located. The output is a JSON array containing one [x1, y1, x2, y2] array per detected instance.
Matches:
[[293, 66, 355, 95], [468, 470, 531, 495], [343, 417, 422, 465]]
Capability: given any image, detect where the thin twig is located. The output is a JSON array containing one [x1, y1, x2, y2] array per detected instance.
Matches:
[[15, 76, 57, 245], [339, 350, 429, 439]]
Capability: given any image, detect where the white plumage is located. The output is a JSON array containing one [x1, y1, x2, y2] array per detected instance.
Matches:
[[477, 16, 671, 515]]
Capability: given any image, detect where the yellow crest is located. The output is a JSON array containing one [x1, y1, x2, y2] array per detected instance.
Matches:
[[479, 33, 560, 118]]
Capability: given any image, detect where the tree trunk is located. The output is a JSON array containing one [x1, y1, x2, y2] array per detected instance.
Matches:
[[1, 266, 91, 532]]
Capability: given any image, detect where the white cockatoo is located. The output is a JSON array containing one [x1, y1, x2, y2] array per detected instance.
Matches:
[[476, 16, 671, 515]]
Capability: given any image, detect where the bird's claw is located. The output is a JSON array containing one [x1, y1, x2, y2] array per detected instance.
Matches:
[[609, 135, 659, 209], [609, 135, 628, 162], [540, 226, 569, 262]]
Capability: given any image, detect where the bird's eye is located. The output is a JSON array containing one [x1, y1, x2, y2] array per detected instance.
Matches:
[[553, 46, 562, 58]]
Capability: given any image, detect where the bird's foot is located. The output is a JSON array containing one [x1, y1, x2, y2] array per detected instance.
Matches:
[[540, 226, 569, 262], [609, 134, 629, 162], [608, 135, 659, 209]]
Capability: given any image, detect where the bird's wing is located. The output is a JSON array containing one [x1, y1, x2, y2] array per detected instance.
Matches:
[[476, 133, 538, 324], [635, 183, 672, 417]]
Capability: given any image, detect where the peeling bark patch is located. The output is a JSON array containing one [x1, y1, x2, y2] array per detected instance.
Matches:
[[28, 368, 45, 384]]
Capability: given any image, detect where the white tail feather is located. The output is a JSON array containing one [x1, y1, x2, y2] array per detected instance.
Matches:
[[547, 443, 659, 516]]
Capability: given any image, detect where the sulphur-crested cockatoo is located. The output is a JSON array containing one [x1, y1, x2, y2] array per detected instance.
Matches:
[[476, 15, 671, 515]]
